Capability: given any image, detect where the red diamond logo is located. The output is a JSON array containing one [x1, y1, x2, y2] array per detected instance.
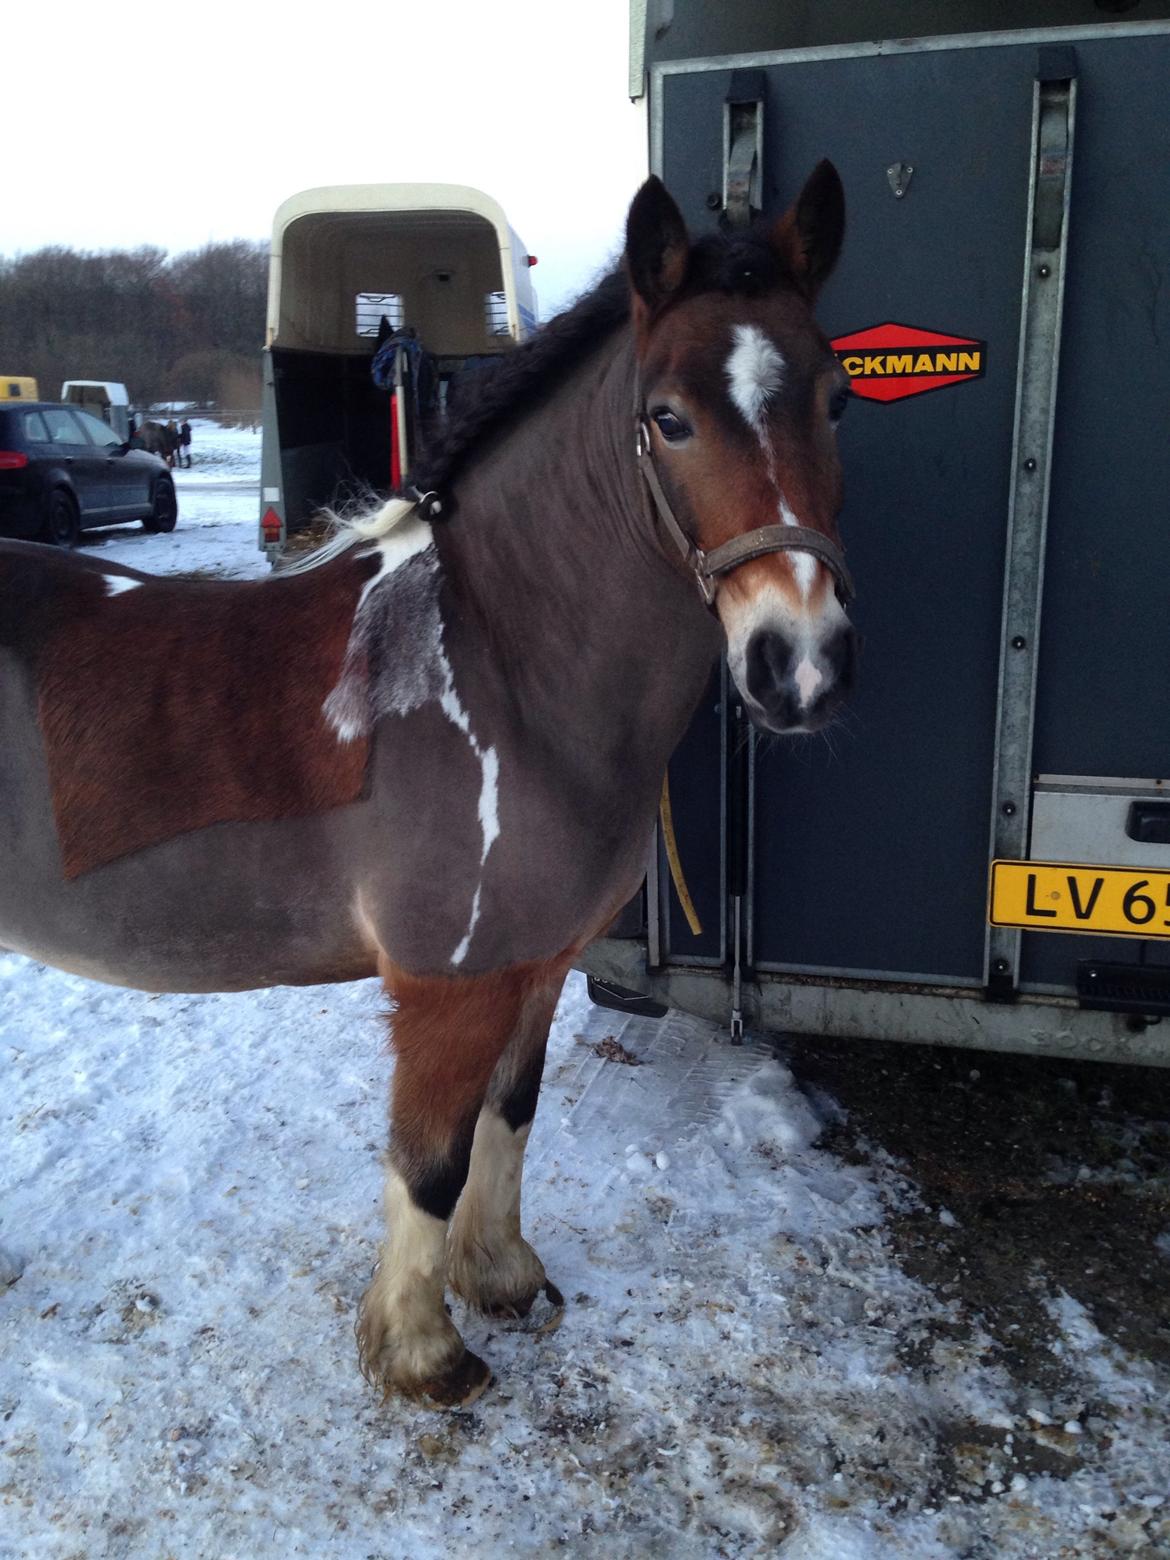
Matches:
[[831, 323, 986, 403]]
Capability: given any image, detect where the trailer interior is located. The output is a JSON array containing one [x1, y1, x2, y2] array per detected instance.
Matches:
[[269, 205, 517, 535]]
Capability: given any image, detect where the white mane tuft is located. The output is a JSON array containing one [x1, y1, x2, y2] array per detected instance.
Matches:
[[277, 494, 420, 575]]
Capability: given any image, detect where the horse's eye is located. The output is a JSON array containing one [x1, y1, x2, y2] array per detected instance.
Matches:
[[829, 385, 852, 424], [650, 407, 691, 444]]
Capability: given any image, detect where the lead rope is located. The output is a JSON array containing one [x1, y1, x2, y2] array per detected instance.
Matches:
[[659, 771, 704, 937]]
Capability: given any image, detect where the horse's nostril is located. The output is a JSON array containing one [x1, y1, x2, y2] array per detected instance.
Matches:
[[825, 623, 859, 690], [745, 630, 794, 703]]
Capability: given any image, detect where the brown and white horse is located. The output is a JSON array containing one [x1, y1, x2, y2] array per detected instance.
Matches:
[[0, 166, 856, 1407]]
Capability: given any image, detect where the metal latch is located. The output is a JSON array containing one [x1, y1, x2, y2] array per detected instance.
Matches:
[[723, 69, 765, 228]]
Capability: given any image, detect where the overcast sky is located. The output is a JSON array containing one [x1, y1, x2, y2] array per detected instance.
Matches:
[[6, 0, 647, 315]]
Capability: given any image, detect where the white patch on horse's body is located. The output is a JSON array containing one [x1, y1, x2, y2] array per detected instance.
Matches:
[[103, 575, 143, 595], [778, 494, 817, 598], [322, 499, 501, 966], [358, 510, 433, 604], [726, 324, 786, 435], [437, 683, 500, 966]]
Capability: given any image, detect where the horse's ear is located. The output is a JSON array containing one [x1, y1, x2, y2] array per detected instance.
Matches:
[[625, 176, 690, 317], [772, 160, 845, 298]]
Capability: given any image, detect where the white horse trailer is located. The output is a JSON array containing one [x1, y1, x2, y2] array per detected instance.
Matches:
[[60, 381, 131, 442], [258, 183, 537, 555]]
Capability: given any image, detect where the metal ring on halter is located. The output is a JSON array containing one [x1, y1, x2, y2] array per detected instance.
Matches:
[[406, 486, 445, 521]]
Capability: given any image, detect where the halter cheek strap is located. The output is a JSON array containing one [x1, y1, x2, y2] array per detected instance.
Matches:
[[634, 407, 856, 610]]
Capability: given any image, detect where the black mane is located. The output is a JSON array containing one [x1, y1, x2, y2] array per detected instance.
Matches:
[[405, 268, 629, 498], [406, 223, 793, 500]]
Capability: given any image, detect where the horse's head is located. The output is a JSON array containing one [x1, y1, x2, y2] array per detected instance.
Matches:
[[626, 164, 856, 735]]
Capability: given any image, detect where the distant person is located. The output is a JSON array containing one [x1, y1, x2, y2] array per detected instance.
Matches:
[[164, 420, 179, 469], [179, 419, 192, 468], [128, 415, 138, 437]]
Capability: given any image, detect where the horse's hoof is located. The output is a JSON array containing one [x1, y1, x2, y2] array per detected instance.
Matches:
[[482, 1292, 536, 1321], [536, 1280, 566, 1334], [481, 1279, 565, 1329], [415, 1349, 492, 1409]]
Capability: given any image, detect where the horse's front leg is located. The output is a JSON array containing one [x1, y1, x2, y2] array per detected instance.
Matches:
[[357, 958, 565, 1407], [447, 971, 566, 1320]]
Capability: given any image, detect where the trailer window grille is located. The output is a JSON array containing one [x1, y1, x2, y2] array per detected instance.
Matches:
[[484, 291, 510, 336], [355, 292, 404, 338]]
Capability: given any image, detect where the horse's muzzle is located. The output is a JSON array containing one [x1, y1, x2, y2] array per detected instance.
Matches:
[[741, 622, 858, 734]]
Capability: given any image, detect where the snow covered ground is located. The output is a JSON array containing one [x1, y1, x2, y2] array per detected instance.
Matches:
[[80, 420, 268, 582], [3, 430, 1169, 1557]]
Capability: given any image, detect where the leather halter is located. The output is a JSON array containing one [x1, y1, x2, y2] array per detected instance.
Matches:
[[634, 398, 855, 611]]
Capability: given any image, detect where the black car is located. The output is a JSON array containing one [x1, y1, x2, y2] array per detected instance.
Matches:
[[0, 402, 177, 546]]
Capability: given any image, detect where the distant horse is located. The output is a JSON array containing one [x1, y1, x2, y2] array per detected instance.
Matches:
[[137, 420, 173, 462], [0, 166, 856, 1407]]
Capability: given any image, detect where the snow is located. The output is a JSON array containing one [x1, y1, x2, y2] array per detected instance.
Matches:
[[82, 419, 268, 581], [3, 428, 1169, 1555]]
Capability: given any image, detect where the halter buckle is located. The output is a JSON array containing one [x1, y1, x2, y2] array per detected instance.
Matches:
[[693, 554, 718, 607]]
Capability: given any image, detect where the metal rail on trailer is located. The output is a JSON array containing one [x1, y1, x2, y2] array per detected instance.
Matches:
[[582, 5, 1170, 1065]]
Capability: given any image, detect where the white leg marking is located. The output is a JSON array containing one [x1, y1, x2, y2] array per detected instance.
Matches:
[[448, 1109, 544, 1312], [360, 1167, 463, 1386], [725, 323, 786, 434]]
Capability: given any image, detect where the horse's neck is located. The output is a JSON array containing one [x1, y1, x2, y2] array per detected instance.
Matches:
[[438, 333, 722, 773]]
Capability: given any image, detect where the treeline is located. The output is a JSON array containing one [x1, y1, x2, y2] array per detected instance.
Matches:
[[0, 240, 268, 409]]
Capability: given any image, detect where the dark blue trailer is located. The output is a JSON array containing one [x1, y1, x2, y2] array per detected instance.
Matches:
[[582, 3, 1170, 1065]]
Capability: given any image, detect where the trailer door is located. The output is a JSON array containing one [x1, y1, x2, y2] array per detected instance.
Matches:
[[650, 27, 1170, 1016]]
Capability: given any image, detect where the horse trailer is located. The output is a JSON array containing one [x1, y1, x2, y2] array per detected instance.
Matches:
[[258, 183, 537, 558], [60, 381, 131, 442], [581, 3, 1170, 1066]]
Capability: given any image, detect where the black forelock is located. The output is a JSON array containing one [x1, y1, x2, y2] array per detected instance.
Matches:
[[681, 227, 790, 300]]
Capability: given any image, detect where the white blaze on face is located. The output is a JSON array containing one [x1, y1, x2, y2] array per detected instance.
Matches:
[[777, 494, 817, 599], [103, 574, 143, 595], [725, 323, 785, 436], [726, 325, 818, 602]]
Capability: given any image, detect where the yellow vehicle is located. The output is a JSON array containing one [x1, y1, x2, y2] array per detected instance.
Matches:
[[1, 377, 38, 402]]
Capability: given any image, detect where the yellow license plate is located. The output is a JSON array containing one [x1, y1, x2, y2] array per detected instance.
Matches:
[[989, 859, 1170, 939]]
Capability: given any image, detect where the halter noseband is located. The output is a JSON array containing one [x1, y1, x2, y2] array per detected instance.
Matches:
[[633, 396, 855, 610]]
